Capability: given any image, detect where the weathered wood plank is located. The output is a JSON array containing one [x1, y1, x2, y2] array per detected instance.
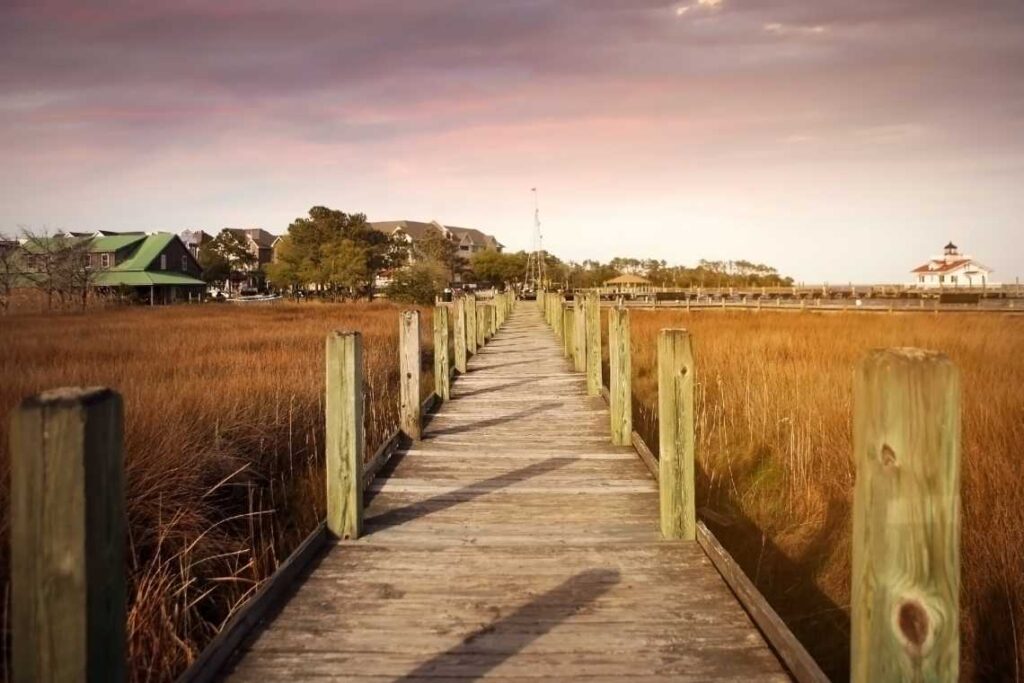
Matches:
[[608, 305, 632, 446], [433, 305, 450, 401], [399, 310, 422, 440]]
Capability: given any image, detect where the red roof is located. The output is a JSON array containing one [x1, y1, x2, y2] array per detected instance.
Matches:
[[910, 258, 986, 274]]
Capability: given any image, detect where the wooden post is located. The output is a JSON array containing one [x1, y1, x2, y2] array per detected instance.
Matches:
[[476, 300, 487, 348], [454, 297, 467, 374], [573, 295, 586, 373], [563, 305, 574, 358], [658, 330, 696, 540], [608, 306, 632, 446], [326, 331, 363, 539], [553, 294, 564, 340], [852, 349, 960, 682], [467, 295, 478, 355], [434, 305, 450, 401], [585, 292, 601, 395], [400, 311, 422, 440], [10, 388, 126, 683]]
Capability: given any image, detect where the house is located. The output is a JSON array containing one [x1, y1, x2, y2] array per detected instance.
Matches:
[[911, 242, 994, 288], [180, 229, 214, 258], [369, 219, 504, 284], [224, 228, 277, 267], [16, 231, 205, 304], [89, 232, 205, 303]]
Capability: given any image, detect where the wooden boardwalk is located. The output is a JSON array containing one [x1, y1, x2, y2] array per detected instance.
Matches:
[[221, 305, 791, 681]]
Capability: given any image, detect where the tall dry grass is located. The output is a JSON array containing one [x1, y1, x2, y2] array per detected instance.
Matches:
[[0, 301, 434, 682], [625, 309, 1024, 681]]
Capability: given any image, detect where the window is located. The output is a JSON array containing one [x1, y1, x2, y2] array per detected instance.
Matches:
[[918, 275, 924, 283], [100, 253, 110, 268], [160, 254, 167, 270], [951, 275, 958, 284], [181, 255, 188, 272], [939, 275, 945, 283]]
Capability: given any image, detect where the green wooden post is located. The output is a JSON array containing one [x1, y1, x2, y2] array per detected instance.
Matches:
[[852, 349, 960, 683], [400, 310, 422, 440], [434, 305, 450, 401], [563, 305, 574, 359], [573, 294, 586, 373], [326, 331, 363, 539], [10, 387, 126, 683], [658, 330, 696, 540], [454, 297, 467, 374], [585, 292, 601, 396], [467, 294, 478, 355], [608, 306, 632, 446]]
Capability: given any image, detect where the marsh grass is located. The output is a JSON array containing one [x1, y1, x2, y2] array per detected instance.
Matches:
[[627, 309, 1024, 681], [0, 301, 433, 681]]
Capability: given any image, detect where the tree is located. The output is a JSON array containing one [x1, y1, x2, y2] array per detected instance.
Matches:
[[199, 230, 256, 292], [19, 230, 95, 310], [323, 238, 369, 297], [387, 261, 447, 305], [470, 250, 526, 287], [265, 235, 303, 297], [416, 227, 461, 282], [272, 206, 399, 298]]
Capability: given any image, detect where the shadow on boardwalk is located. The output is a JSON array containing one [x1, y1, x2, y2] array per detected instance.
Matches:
[[400, 569, 621, 680], [367, 457, 575, 531]]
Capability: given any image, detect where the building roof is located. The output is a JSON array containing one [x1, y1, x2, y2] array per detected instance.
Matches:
[[225, 228, 278, 248], [181, 229, 214, 246], [91, 233, 149, 253], [93, 271, 205, 287], [605, 274, 653, 285], [370, 220, 443, 241], [911, 258, 992, 274], [446, 225, 503, 249]]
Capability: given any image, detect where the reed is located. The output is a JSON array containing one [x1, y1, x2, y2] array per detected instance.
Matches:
[[627, 309, 1024, 681], [0, 301, 433, 681]]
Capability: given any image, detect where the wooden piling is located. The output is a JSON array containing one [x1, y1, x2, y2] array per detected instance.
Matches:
[[400, 310, 422, 441], [454, 297, 467, 374], [553, 294, 564, 340], [467, 295, 478, 355], [326, 331, 364, 539], [573, 295, 586, 372], [608, 306, 632, 446], [10, 387, 126, 683], [563, 305, 575, 359], [852, 348, 960, 683], [476, 300, 487, 348], [585, 292, 601, 396], [434, 305, 450, 401], [658, 330, 696, 540]]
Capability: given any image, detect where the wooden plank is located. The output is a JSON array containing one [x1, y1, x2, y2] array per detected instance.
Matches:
[[697, 522, 830, 683], [175, 524, 328, 683], [326, 331, 363, 539], [573, 295, 586, 372], [852, 348, 960, 682], [658, 329, 696, 540], [10, 387, 126, 683], [399, 310, 422, 440]]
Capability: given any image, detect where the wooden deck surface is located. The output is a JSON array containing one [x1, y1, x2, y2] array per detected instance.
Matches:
[[221, 305, 791, 681]]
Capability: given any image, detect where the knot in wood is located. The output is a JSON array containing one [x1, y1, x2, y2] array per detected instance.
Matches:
[[880, 444, 897, 468], [897, 600, 930, 653]]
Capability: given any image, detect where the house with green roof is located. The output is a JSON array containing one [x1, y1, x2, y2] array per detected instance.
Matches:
[[88, 232, 205, 303], [17, 231, 206, 304]]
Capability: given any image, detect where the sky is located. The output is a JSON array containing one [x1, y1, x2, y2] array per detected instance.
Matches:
[[2, 1, 1023, 283]]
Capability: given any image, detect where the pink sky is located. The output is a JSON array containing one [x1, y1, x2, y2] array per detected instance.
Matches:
[[2, 0, 1022, 282]]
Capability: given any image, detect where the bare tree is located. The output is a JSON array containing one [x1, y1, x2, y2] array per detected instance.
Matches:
[[0, 233, 22, 313], [19, 229, 96, 310]]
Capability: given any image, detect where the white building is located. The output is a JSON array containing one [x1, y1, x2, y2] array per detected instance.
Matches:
[[911, 242, 993, 288]]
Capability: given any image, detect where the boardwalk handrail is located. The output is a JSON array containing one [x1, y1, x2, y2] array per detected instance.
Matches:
[[538, 292, 961, 683]]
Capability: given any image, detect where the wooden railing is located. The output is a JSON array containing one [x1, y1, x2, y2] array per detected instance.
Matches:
[[537, 289, 962, 683], [5, 292, 516, 683]]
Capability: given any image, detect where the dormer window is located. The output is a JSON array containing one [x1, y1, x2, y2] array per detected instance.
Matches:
[[100, 253, 111, 268], [160, 254, 167, 270]]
